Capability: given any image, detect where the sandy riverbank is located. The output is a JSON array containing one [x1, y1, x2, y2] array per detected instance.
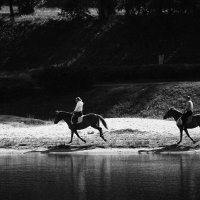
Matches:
[[0, 116, 200, 154]]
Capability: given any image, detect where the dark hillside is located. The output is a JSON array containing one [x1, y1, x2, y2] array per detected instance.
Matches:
[[0, 82, 200, 120]]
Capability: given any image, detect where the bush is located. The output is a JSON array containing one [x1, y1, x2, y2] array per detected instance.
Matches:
[[49, 0, 90, 20], [35, 66, 93, 93], [17, 0, 40, 14], [90, 64, 200, 83], [0, 76, 35, 102]]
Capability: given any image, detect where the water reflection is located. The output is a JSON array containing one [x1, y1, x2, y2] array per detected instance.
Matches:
[[0, 153, 200, 200]]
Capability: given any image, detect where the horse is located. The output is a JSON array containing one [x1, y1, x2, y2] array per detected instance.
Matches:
[[54, 111, 108, 143], [163, 107, 200, 144]]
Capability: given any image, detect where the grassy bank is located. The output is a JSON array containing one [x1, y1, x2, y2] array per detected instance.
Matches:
[[0, 82, 200, 120]]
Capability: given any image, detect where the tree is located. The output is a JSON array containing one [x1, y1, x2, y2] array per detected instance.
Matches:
[[61, 0, 88, 19], [17, 0, 40, 14], [176, 0, 200, 14], [123, 0, 135, 17], [43, 0, 91, 20], [97, 0, 115, 20], [117, 0, 150, 17], [147, 0, 200, 15], [8, 0, 14, 18]]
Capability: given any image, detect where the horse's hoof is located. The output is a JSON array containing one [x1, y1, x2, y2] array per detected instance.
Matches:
[[68, 141, 72, 144], [193, 141, 196, 144]]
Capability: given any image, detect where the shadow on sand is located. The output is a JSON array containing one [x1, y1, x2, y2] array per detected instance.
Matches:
[[29, 144, 106, 154], [26, 141, 200, 155], [138, 142, 200, 154]]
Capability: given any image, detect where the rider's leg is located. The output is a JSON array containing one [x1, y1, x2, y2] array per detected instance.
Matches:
[[72, 112, 78, 124], [71, 113, 76, 124], [181, 113, 187, 127], [72, 112, 82, 124], [182, 111, 192, 128]]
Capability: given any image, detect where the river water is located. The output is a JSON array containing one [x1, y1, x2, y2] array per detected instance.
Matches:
[[0, 152, 200, 200]]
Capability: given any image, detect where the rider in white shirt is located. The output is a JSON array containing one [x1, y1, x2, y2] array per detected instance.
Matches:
[[71, 97, 84, 124], [181, 96, 193, 127]]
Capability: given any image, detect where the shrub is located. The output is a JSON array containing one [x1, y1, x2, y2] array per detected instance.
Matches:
[[17, 0, 40, 14], [35, 66, 93, 93], [0, 76, 35, 102]]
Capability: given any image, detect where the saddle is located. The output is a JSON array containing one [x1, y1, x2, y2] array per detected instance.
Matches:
[[71, 115, 84, 124], [77, 115, 84, 124], [177, 116, 193, 126]]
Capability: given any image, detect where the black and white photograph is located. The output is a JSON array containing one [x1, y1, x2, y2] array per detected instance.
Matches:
[[1, 0, 200, 200]]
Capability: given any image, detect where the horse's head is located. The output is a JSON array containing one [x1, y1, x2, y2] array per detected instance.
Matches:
[[163, 107, 175, 119]]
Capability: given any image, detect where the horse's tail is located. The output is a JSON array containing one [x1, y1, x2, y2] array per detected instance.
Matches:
[[97, 115, 108, 129]]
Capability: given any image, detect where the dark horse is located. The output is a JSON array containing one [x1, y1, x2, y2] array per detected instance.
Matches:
[[163, 107, 199, 144], [54, 111, 108, 143]]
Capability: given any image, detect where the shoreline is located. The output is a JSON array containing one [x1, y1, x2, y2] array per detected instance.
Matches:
[[0, 146, 200, 155], [0, 117, 200, 155]]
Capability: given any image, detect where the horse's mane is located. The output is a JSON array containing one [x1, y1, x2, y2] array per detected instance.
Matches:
[[170, 107, 182, 114]]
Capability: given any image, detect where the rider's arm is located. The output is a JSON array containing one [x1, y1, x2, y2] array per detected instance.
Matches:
[[74, 102, 81, 112], [74, 103, 79, 112]]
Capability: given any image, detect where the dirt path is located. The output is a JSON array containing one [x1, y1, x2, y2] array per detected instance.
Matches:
[[0, 117, 200, 153]]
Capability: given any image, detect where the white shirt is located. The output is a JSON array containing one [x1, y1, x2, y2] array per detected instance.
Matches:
[[185, 100, 193, 112], [74, 101, 84, 112]]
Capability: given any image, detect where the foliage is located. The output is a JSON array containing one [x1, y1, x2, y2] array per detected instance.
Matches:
[[61, 0, 89, 19], [35, 66, 93, 93], [0, 75, 35, 102], [17, 0, 40, 14], [42, 0, 92, 19], [97, 0, 116, 20], [1, 81, 200, 119], [2, 0, 200, 18]]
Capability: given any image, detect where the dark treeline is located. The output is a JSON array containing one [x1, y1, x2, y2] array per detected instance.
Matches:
[[1, 0, 200, 19], [1, 0, 200, 97]]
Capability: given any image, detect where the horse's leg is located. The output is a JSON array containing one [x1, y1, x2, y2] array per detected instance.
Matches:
[[68, 130, 74, 144], [177, 127, 183, 144], [91, 124, 107, 142], [184, 128, 195, 144], [74, 130, 86, 143]]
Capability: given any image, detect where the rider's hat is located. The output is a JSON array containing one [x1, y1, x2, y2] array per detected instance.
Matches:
[[186, 96, 191, 100], [76, 97, 82, 101]]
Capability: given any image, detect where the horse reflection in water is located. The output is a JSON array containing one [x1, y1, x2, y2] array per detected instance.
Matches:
[[54, 111, 108, 143], [64, 155, 111, 200], [163, 107, 200, 144]]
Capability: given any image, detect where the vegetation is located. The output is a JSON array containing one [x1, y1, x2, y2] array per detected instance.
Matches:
[[2, 0, 200, 19], [1, 13, 200, 68], [1, 1, 200, 119], [0, 82, 200, 120]]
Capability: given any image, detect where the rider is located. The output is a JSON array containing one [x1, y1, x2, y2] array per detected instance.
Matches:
[[71, 97, 84, 124], [181, 96, 193, 127]]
